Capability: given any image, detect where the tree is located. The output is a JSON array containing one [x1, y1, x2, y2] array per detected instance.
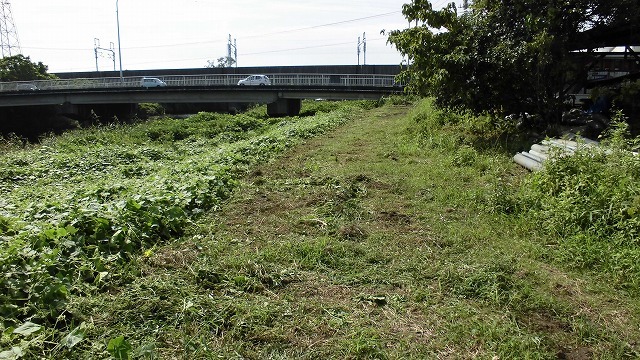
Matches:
[[205, 56, 236, 68], [0, 54, 56, 82], [388, 0, 640, 122]]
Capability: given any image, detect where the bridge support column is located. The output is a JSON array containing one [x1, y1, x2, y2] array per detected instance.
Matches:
[[267, 99, 301, 117]]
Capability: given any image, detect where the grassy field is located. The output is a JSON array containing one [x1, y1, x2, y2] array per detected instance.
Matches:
[[2, 99, 640, 359]]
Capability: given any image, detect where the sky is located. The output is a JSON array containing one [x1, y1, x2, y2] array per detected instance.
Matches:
[[6, 0, 446, 74]]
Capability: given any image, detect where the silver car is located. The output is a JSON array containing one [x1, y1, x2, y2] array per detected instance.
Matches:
[[237, 75, 271, 86], [140, 77, 167, 88], [16, 83, 38, 91]]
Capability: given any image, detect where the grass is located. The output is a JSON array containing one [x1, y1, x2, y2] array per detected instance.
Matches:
[[2, 98, 640, 359]]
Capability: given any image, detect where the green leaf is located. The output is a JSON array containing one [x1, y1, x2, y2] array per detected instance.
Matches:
[[43, 228, 56, 239], [55, 227, 68, 237], [0, 347, 24, 360], [134, 342, 156, 358], [94, 271, 110, 283], [65, 225, 78, 235], [13, 322, 42, 336], [125, 199, 142, 211], [62, 322, 86, 349], [107, 336, 132, 360]]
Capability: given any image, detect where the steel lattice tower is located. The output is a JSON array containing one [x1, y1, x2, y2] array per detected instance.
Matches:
[[0, 1, 20, 57]]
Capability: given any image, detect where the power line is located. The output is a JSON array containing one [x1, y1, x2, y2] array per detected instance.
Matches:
[[120, 37, 390, 67], [113, 36, 389, 68], [241, 41, 353, 56], [19, 10, 403, 52], [239, 37, 386, 57], [23, 39, 227, 51], [22, 46, 88, 51], [26, 37, 389, 67], [241, 11, 402, 39], [25, 8, 407, 71], [123, 39, 226, 50]]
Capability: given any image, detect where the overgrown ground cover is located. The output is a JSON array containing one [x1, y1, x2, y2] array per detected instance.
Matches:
[[0, 101, 370, 358], [2, 98, 640, 359]]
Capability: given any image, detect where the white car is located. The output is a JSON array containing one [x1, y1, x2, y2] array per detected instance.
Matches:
[[16, 83, 38, 91], [237, 75, 271, 86], [140, 77, 167, 88]]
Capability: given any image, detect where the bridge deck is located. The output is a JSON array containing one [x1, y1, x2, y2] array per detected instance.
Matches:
[[0, 74, 403, 107], [0, 85, 402, 107]]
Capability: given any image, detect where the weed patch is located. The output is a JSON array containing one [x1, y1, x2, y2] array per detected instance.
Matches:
[[0, 102, 368, 356], [518, 141, 640, 290], [1, 98, 639, 358]]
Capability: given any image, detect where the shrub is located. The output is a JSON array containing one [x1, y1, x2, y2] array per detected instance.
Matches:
[[592, 80, 640, 131], [379, 94, 420, 106], [517, 116, 640, 290], [0, 133, 26, 154], [410, 98, 527, 153], [135, 103, 165, 119]]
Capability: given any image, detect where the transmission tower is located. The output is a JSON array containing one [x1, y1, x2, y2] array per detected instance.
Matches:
[[0, 1, 21, 57]]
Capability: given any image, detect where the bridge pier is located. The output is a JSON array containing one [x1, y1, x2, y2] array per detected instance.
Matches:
[[267, 99, 301, 117]]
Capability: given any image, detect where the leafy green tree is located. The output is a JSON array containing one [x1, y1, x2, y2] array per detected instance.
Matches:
[[388, 0, 640, 122], [205, 56, 236, 68], [0, 54, 56, 82]]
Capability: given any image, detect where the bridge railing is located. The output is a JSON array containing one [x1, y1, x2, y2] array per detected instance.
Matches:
[[0, 74, 401, 92]]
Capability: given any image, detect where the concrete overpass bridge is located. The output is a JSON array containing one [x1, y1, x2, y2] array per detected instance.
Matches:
[[0, 73, 402, 117]]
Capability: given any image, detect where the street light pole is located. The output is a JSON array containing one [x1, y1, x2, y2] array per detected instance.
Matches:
[[116, 0, 123, 81]]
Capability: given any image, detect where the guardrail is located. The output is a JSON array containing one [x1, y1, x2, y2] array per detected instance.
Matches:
[[0, 74, 400, 92]]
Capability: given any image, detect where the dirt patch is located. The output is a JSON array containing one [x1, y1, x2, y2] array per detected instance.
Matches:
[[386, 307, 435, 345], [556, 346, 593, 360], [521, 311, 571, 334], [143, 241, 201, 270], [378, 210, 412, 224], [337, 223, 368, 241]]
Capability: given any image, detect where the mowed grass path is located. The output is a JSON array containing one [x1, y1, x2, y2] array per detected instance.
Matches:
[[70, 102, 640, 359]]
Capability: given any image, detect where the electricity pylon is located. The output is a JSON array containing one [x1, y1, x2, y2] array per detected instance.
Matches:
[[0, 1, 21, 57]]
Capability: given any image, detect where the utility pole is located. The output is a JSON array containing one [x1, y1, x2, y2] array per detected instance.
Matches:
[[227, 34, 237, 67], [94, 38, 116, 72], [357, 32, 366, 66], [363, 32, 366, 65], [116, 0, 123, 81], [0, 1, 21, 57], [357, 36, 361, 65]]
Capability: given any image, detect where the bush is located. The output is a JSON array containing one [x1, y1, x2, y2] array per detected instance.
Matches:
[[0, 133, 26, 154], [135, 103, 165, 119], [592, 80, 640, 132], [517, 118, 640, 290], [410, 98, 526, 153], [379, 94, 420, 106]]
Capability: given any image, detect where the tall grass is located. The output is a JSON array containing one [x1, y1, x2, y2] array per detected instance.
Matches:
[[412, 98, 640, 291], [518, 115, 640, 291]]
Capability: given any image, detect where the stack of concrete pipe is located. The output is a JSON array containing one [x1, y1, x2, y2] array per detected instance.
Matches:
[[513, 136, 599, 171]]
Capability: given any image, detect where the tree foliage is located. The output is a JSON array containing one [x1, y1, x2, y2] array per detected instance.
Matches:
[[0, 54, 56, 82], [205, 56, 236, 68], [388, 0, 640, 122]]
